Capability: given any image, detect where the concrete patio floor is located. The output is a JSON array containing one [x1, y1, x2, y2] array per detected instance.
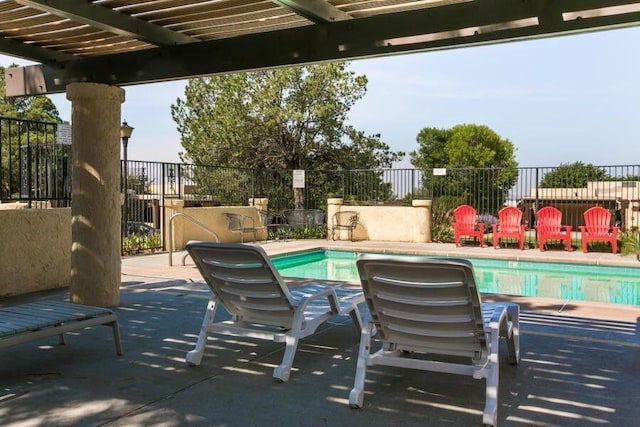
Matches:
[[1, 241, 639, 426]]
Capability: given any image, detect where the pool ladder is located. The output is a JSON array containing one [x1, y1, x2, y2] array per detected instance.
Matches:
[[167, 213, 220, 266]]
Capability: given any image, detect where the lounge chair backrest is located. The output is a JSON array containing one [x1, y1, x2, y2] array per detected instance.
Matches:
[[224, 213, 246, 232], [452, 204, 478, 231], [283, 210, 305, 227], [258, 210, 273, 227], [497, 206, 523, 233], [186, 242, 295, 328], [583, 206, 612, 233], [535, 206, 562, 233], [283, 209, 325, 227], [310, 209, 325, 225], [356, 255, 487, 359], [332, 211, 359, 227]]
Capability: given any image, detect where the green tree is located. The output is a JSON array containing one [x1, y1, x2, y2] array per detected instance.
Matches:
[[539, 162, 607, 188], [410, 124, 518, 213], [1, 64, 64, 198], [171, 63, 403, 209]]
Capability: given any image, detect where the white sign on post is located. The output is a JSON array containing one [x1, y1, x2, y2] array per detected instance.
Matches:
[[433, 168, 447, 176], [293, 169, 305, 188], [56, 123, 72, 145]]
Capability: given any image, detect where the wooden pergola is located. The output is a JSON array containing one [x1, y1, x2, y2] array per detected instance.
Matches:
[[2, 0, 640, 95]]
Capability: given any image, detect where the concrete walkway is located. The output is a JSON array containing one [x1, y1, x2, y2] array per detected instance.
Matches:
[[1, 241, 639, 426]]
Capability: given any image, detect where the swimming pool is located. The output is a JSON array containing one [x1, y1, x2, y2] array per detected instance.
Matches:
[[272, 250, 640, 306]]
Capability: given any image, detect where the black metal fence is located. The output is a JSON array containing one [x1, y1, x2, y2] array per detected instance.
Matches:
[[3, 117, 639, 253], [1, 117, 70, 207]]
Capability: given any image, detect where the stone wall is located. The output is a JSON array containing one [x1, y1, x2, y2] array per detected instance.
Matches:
[[164, 200, 266, 251], [327, 198, 432, 243], [0, 208, 71, 297]]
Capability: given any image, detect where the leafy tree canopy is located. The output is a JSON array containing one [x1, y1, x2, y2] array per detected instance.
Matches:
[[539, 162, 606, 188], [0, 65, 62, 122], [410, 124, 517, 170], [171, 63, 403, 170], [409, 124, 519, 213]]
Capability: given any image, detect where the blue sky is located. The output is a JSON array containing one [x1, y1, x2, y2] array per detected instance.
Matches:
[[2, 25, 639, 167]]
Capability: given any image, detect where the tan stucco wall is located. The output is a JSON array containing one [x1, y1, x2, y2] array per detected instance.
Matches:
[[327, 198, 432, 243], [164, 200, 267, 251], [0, 208, 71, 297]]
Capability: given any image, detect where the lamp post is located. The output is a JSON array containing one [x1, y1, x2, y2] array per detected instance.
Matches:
[[120, 121, 134, 236]]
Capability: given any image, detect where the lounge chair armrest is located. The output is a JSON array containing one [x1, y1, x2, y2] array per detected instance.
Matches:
[[561, 225, 572, 233], [295, 286, 339, 313], [487, 305, 507, 333]]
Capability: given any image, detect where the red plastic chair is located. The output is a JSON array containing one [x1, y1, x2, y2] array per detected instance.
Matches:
[[579, 206, 619, 254], [493, 207, 525, 250], [452, 205, 485, 247], [535, 206, 572, 251]]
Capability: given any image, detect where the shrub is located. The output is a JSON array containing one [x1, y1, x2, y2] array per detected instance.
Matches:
[[619, 230, 638, 256], [430, 196, 465, 243], [122, 232, 162, 255]]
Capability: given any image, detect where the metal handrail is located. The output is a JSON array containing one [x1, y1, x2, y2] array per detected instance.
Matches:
[[168, 213, 220, 266]]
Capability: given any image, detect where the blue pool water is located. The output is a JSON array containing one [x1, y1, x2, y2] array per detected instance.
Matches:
[[272, 250, 640, 306]]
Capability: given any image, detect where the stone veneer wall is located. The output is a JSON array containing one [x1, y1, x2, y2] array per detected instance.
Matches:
[[163, 200, 267, 251], [327, 198, 432, 243], [0, 208, 71, 297]]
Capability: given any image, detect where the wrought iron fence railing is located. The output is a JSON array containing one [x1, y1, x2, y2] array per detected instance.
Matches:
[[4, 117, 639, 253], [1, 117, 70, 206]]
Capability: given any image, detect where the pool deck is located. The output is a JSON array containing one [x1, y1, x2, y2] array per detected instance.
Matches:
[[1, 240, 639, 426]]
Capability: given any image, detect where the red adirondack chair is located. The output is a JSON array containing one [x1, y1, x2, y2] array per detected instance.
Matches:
[[535, 206, 572, 251], [452, 205, 485, 247], [493, 206, 525, 250], [579, 206, 619, 254]]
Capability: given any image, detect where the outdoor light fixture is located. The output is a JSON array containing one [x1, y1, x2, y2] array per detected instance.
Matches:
[[121, 121, 134, 237], [120, 121, 134, 140]]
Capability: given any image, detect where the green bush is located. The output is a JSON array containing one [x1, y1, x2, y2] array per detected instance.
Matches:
[[430, 196, 465, 243], [122, 232, 162, 255], [268, 225, 326, 240], [619, 230, 638, 256]]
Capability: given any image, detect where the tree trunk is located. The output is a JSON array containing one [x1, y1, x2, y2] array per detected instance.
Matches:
[[294, 187, 304, 209]]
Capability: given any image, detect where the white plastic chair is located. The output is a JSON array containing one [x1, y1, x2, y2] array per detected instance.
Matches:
[[185, 241, 364, 382], [350, 255, 520, 426]]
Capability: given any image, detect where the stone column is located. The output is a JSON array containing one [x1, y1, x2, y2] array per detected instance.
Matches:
[[164, 199, 185, 256], [66, 83, 125, 307], [412, 199, 433, 243]]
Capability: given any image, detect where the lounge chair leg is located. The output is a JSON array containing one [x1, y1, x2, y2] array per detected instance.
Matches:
[[349, 322, 373, 409], [505, 304, 520, 365], [483, 364, 499, 426], [483, 331, 500, 426], [274, 335, 299, 382], [186, 299, 218, 366], [349, 305, 363, 333], [58, 333, 65, 345], [110, 320, 124, 356]]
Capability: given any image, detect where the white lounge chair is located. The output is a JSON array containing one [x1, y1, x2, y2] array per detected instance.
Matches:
[[185, 241, 364, 382], [0, 300, 123, 356], [350, 255, 520, 426]]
